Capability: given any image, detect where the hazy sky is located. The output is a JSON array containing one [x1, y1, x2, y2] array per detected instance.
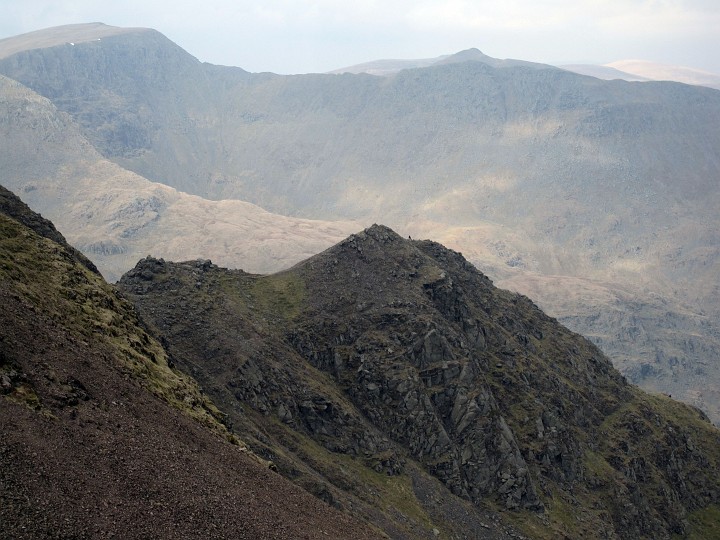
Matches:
[[1, 0, 719, 74]]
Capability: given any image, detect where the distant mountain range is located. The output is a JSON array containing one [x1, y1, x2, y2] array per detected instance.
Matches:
[[0, 73, 358, 281], [1, 22, 719, 430], [331, 48, 720, 90], [564, 60, 720, 90]]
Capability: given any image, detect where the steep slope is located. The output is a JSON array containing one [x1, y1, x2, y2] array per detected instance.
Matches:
[[119, 225, 720, 540], [498, 272, 720, 422], [0, 75, 357, 282], [0, 23, 250, 196], [116, 265, 523, 538], [2, 23, 720, 426], [0, 186, 383, 540]]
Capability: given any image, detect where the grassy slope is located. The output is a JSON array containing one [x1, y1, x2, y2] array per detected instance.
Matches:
[[0, 212, 242, 441]]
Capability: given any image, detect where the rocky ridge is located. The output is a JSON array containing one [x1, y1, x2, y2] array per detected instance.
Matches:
[[119, 224, 720, 540]]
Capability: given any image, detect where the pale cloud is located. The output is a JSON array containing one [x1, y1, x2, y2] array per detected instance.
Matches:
[[595, 0, 720, 36], [407, 1, 577, 30], [406, 0, 719, 35]]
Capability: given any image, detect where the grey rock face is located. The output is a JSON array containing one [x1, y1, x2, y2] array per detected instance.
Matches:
[[118, 225, 720, 539]]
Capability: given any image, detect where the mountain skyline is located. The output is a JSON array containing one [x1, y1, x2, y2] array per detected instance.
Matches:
[[330, 48, 720, 90], [1, 0, 719, 75], [2, 23, 718, 92]]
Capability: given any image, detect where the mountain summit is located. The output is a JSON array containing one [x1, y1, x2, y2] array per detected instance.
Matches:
[[119, 224, 720, 539], [330, 47, 542, 75], [435, 48, 542, 69], [0, 22, 150, 60]]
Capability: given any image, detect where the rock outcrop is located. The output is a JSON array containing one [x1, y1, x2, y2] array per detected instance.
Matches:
[[120, 224, 720, 539]]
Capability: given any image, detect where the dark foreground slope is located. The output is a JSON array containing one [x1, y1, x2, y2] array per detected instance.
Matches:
[[0, 185, 383, 540], [119, 225, 720, 540]]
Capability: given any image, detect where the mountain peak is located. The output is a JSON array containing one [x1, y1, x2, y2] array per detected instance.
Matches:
[[444, 48, 489, 62], [306, 224, 483, 290], [118, 224, 720, 537], [0, 23, 152, 60], [353, 223, 403, 242], [435, 48, 550, 70]]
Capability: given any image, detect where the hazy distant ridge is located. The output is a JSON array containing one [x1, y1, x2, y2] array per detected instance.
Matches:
[[332, 47, 720, 90], [1, 23, 720, 424]]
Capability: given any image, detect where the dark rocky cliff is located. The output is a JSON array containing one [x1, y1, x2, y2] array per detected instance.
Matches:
[[119, 225, 720, 539]]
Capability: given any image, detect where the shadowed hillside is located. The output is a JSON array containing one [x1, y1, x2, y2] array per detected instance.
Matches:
[[0, 75, 358, 282], [1, 23, 719, 425]]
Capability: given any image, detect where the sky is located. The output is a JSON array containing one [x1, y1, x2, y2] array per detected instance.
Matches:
[[1, 0, 719, 75]]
